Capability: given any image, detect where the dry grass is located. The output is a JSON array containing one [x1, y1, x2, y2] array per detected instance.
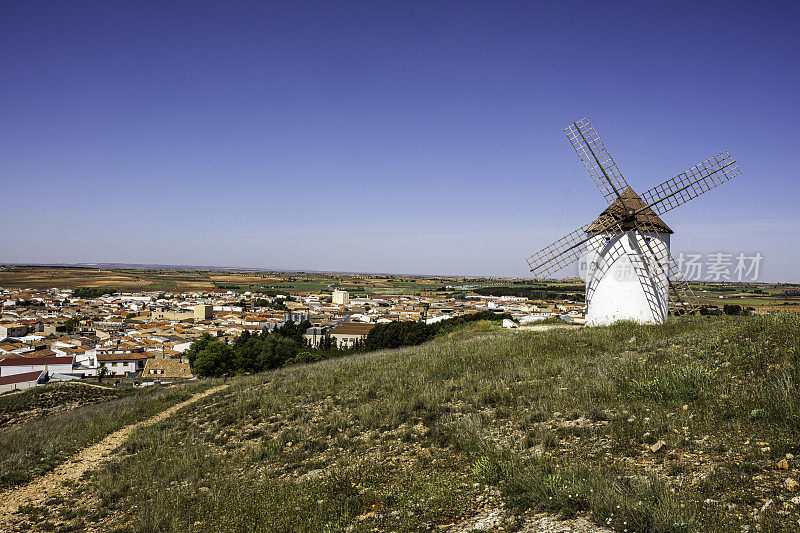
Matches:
[[0, 380, 216, 489], [0, 382, 131, 429], [9, 315, 800, 532]]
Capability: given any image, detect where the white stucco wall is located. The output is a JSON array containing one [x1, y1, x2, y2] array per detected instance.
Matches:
[[101, 360, 139, 376], [0, 362, 73, 377], [583, 231, 670, 326], [0, 379, 39, 394]]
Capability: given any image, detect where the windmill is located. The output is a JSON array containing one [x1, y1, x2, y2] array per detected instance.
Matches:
[[526, 117, 740, 326]]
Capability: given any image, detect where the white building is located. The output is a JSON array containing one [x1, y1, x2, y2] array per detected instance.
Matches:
[[0, 370, 46, 394], [332, 290, 350, 305], [0, 323, 28, 339], [97, 352, 153, 377], [0, 356, 75, 377], [583, 189, 672, 326]]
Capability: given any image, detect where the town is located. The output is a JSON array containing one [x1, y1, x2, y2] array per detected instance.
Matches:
[[0, 276, 586, 392], [3, 264, 798, 393]]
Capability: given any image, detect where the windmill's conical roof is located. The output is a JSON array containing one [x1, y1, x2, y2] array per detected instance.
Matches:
[[587, 186, 673, 234]]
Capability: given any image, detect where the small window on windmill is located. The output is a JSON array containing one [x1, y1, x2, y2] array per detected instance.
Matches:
[[605, 237, 610, 243], [645, 237, 651, 243]]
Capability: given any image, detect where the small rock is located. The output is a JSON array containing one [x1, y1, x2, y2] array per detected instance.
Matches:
[[787, 453, 795, 460], [790, 496, 800, 505], [762, 499, 774, 513], [786, 478, 799, 492], [651, 440, 666, 453], [778, 459, 789, 470]]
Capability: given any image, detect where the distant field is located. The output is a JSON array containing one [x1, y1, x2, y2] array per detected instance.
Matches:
[[0, 267, 215, 292], [0, 267, 456, 295], [2, 266, 797, 308]]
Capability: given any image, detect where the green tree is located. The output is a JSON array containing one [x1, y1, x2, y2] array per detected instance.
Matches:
[[185, 333, 217, 368], [275, 320, 297, 339], [73, 287, 118, 298], [193, 340, 234, 377], [723, 304, 743, 316], [233, 329, 251, 350], [257, 336, 297, 370], [64, 317, 81, 334]]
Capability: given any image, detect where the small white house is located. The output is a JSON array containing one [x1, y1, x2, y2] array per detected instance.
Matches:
[[0, 356, 75, 377], [72, 349, 98, 377], [97, 352, 153, 377], [518, 314, 549, 324], [0, 370, 47, 394]]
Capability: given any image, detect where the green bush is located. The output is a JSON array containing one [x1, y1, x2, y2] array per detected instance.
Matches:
[[364, 311, 511, 350], [72, 287, 117, 298]]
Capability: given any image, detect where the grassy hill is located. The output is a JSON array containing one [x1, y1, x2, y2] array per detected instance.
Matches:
[[9, 315, 800, 532], [0, 381, 215, 490]]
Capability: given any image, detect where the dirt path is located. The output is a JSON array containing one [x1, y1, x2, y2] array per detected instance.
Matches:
[[449, 508, 612, 532], [71, 380, 115, 390], [0, 384, 228, 521], [514, 323, 581, 332]]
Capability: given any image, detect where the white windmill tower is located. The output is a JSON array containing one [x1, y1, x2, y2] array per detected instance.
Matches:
[[526, 117, 740, 325]]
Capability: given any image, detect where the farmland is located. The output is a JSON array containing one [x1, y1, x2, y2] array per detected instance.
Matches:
[[2, 265, 799, 314], [0, 265, 585, 299]]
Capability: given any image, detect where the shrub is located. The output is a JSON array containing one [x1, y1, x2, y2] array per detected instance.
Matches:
[[72, 287, 118, 298]]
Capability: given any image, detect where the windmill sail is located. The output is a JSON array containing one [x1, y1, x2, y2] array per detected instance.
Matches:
[[565, 117, 630, 205], [639, 151, 740, 216], [631, 218, 698, 311], [526, 212, 623, 279]]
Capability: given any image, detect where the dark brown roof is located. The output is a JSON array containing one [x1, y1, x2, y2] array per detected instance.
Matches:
[[587, 187, 673, 234], [0, 356, 74, 366], [23, 349, 56, 357], [0, 370, 44, 386], [329, 323, 376, 336], [97, 352, 154, 362]]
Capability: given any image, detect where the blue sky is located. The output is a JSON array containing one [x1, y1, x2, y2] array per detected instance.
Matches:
[[1, 1, 799, 281]]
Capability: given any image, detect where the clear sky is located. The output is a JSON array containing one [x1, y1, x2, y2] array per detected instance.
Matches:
[[2, 1, 799, 282]]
